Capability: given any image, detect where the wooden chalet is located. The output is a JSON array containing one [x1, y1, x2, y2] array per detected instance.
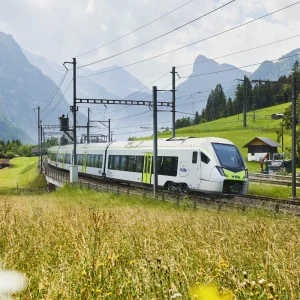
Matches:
[[242, 137, 282, 162], [0, 158, 10, 169]]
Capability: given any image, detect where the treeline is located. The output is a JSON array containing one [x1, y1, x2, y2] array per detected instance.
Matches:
[[0, 139, 33, 158], [175, 63, 297, 129], [0, 137, 59, 159]]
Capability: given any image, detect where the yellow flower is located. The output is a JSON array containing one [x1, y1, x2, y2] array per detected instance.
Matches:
[[81, 270, 86, 276], [98, 263, 104, 267], [190, 284, 234, 300], [129, 260, 136, 265]]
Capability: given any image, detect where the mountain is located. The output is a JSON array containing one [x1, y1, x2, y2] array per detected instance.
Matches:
[[89, 66, 151, 99], [23, 50, 119, 104], [0, 31, 85, 143], [171, 55, 251, 115], [250, 49, 300, 80], [23, 51, 151, 102]]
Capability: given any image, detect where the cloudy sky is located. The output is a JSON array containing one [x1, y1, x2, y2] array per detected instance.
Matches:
[[0, 0, 300, 88]]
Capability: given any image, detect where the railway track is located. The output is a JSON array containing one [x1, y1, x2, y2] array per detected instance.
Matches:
[[45, 164, 300, 216]]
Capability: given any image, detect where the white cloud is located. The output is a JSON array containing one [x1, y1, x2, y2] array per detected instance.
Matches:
[[0, 0, 299, 86]]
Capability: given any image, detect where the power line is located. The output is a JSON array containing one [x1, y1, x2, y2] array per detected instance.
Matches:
[[176, 33, 300, 68], [180, 53, 300, 78], [46, 79, 73, 118], [111, 110, 151, 121], [76, 0, 194, 58], [78, 0, 235, 69], [41, 70, 68, 113], [77, 2, 300, 80]]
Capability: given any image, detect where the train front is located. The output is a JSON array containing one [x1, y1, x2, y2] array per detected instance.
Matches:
[[211, 142, 248, 194]]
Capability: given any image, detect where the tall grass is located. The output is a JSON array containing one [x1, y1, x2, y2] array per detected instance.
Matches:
[[0, 187, 299, 299]]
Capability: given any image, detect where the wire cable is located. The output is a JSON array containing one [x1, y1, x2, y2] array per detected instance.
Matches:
[[180, 53, 300, 78], [41, 70, 68, 113], [176, 33, 300, 68], [78, 0, 235, 69], [77, 2, 300, 79], [76, 0, 194, 58], [46, 79, 73, 118]]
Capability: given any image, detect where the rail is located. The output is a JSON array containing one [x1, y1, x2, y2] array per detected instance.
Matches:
[[44, 164, 300, 216], [249, 172, 300, 187]]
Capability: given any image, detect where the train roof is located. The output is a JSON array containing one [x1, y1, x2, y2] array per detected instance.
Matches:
[[50, 137, 234, 151]]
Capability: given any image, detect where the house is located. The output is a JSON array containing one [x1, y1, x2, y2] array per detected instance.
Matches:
[[242, 137, 282, 162], [271, 113, 284, 120], [32, 148, 40, 156], [0, 158, 10, 169]]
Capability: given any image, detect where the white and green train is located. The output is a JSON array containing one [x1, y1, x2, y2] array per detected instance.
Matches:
[[48, 137, 248, 194]]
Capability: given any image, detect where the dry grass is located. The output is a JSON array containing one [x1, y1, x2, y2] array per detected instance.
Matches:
[[1, 187, 299, 299]]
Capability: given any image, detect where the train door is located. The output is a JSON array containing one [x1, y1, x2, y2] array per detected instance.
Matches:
[[142, 153, 152, 184], [62, 153, 66, 169], [200, 152, 211, 181], [82, 153, 87, 173]]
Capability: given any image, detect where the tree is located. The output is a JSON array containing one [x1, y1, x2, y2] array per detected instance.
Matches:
[[194, 111, 200, 125]]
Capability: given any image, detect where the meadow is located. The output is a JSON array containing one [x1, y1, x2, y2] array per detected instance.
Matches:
[[0, 187, 299, 299]]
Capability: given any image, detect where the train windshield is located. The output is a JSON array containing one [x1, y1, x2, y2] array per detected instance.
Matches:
[[212, 143, 245, 171]]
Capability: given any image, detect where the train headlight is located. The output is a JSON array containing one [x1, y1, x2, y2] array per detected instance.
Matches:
[[244, 169, 248, 178], [216, 166, 225, 177]]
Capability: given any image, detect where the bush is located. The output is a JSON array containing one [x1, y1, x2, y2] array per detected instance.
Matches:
[[5, 151, 16, 159]]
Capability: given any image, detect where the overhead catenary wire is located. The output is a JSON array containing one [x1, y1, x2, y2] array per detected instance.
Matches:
[[76, 0, 194, 58], [78, 0, 235, 69], [77, 1, 300, 71], [175, 33, 300, 68], [46, 78, 73, 118], [41, 70, 68, 113], [180, 53, 300, 78]]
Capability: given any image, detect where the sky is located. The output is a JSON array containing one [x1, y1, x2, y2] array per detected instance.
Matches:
[[0, 0, 300, 89]]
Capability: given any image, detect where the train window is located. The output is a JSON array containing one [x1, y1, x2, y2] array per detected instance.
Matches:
[[128, 156, 135, 172], [156, 156, 178, 176], [113, 156, 120, 170], [120, 156, 128, 171], [77, 154, 83, 166], [201, 152, 210, 164], [192, 152, 198, 163], [95, 155, 103, 168], [136, 156, 144, 173], [108, 156, 114, 169]]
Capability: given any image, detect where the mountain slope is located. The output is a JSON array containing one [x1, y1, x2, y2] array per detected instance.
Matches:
[[0, 31, 85, 143], [251, 49, 300, 80]]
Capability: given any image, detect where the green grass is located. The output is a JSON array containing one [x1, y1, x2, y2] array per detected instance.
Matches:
[[249, 183, 294, 199], [140, 102, 291, 159], [1, 187, 299, 299], [0, 157, 44, 189]]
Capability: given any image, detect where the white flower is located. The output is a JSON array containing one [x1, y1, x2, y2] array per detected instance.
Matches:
[[170, 292, 182, 299], [0, 270, 27, 300]]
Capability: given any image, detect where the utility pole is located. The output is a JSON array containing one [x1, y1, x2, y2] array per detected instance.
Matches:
[[40, 124, 43, 173], [292, 75, 297, 199], [73, 57, 77, 164], [36, 106, 42, 173], [108, 119, 111, 142], [243, 75, 247, 127], [87, 108, 91, 143], [171, 67, 176, 138], [153, 86, 158, 198], [63, 58, 78, 182]]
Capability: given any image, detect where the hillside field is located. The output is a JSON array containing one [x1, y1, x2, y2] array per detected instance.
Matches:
[[0, 157, 40, 190], [148, 103, 291, 162], [1, 187, 299, 299]]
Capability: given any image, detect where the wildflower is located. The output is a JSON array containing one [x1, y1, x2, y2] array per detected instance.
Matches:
[[98, 263, 104, 267], [255, 291, 260, 296], [129, 260, 136, 265], [258, 279, 266, 286], [0, 270, 27, 299], [81, 270, 87, 276], [96, 289, 102, 293], [190, 284, 233, 300], [106, 292, 112, 296], [281, 287, 286, 291], [170, 292, 183, 299]]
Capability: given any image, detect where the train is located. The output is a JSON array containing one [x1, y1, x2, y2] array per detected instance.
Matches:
[[48, 137, 248, 194]]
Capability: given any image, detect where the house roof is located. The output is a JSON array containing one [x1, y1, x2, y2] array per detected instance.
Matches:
[[0, 159, 10, 165], [242, 137, 281, 148]]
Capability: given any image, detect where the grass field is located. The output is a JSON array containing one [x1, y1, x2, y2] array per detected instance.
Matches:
[[0, 157, 41, 189], [141, 102, 291, 160], [1, 187, 299, 299]]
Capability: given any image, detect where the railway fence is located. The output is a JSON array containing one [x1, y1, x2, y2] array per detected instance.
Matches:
[[44, 164, 300, 216]]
